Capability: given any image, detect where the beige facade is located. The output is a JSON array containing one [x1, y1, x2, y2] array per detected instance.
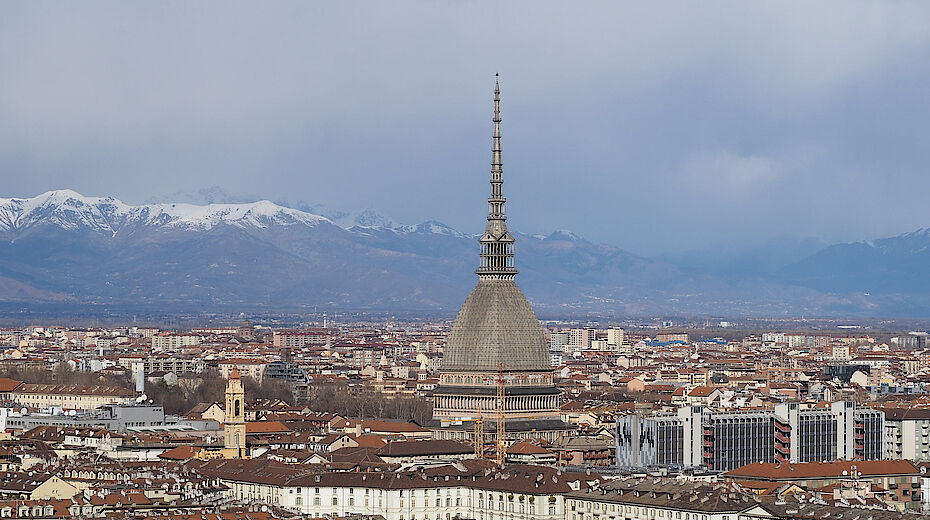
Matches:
[[223, 368, 247, 459], [31, 476, 80, 501], [12, 384, 134, 410]]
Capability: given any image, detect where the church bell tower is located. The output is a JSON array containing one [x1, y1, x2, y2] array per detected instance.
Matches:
[[224, 366, 247, 458]]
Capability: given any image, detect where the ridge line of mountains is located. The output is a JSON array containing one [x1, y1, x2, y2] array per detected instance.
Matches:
[[0, 190, 926, 317]]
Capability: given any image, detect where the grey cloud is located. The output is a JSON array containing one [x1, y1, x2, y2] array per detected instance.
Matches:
[[1, 1, 929, 255]]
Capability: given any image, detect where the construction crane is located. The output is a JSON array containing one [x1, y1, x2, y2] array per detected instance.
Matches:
[[474, 403, 484, 459], [496, 362, 506, 467]]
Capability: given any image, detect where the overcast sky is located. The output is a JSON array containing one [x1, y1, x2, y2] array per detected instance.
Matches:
[[2, 2, 930, 255]]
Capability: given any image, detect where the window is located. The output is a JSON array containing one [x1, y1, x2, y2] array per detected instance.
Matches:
[[314, 497, 321, 506], [296, 496, 303, 506], [332, 497, 338, 506]]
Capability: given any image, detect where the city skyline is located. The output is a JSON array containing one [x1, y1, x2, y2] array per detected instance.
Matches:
[[3, 4, 930, 519]]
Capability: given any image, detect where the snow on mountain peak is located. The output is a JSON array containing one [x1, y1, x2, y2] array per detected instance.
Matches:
[[0, 190, 332, 234]]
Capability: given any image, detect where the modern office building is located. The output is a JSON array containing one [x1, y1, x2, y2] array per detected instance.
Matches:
[[617, 402, 885, 472]]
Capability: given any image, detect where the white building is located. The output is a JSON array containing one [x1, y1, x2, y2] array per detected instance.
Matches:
[[151, 333, 202, 350], [198, 459, 597, 520], [883, 407, 930, 462]]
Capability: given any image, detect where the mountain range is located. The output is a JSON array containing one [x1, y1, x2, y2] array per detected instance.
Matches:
[[0, 190, 926, 317]]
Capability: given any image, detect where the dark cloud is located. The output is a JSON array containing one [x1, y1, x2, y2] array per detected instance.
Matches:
[[2, 1, 929, 255]]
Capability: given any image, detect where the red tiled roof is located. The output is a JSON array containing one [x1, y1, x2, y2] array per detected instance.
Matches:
[[246, 421, 291, 434], [688, 386, 716, 397], [725, 460, 919, 481], [354, 434, 388, 449], [0, 378, 22, 393], [158, 445, 201, 460], [508, 439, 553, 455]]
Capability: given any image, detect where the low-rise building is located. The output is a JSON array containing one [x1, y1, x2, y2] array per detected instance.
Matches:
[[724, 460, 921, 511]]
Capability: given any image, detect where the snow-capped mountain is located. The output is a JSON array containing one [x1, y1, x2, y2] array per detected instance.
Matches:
[[2, 189, 927, 316], [0, 189, 694, 313], [0, 190, 330, 235]]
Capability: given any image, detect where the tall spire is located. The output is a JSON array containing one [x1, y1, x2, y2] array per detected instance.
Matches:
[[476, 74, 517, 279]]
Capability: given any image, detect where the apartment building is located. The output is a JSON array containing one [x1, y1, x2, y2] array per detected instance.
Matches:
[[143, 355, 205, 375], [218, 359, 267, 382], [272, 329, 330, 348], [882, 407, 930, 462], [565, 479, 778, 520], [196, 458, 597, 520], [151, 333, 202, 350], [12, 384, 136, 410], [606, 328, 625, 348]]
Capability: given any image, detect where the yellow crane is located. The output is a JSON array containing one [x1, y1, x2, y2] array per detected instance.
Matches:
[[474, 403, 484, 459], [496, 362, 506, 467]]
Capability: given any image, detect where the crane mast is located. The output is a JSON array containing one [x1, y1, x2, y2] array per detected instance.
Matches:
[[496, 362, 506, 467], [474, 403, 484, 459]]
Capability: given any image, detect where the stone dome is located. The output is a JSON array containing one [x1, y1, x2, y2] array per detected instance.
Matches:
[[442, 278, 551, 373]]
